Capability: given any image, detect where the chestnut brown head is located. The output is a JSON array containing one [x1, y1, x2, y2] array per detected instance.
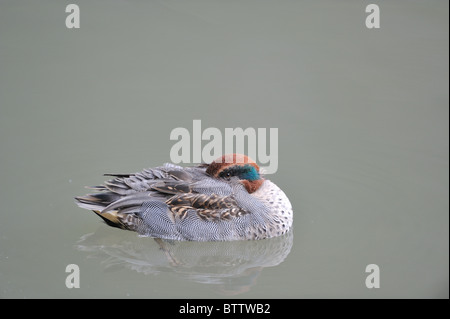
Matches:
[[206, 154, 264, 193]]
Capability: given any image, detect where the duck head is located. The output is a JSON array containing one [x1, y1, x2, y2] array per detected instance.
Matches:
[[206, 154, 264, 194]]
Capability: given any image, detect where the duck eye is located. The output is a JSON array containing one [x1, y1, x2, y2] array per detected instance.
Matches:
[[219, 171, 231, 179]]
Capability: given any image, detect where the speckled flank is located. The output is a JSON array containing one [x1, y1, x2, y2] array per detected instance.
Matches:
[[250, 180, 293, 239]]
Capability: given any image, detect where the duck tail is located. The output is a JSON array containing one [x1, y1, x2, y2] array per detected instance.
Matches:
[[74, 191, 120, 211], [75, 192, 127, 230], [91, 210, 129, 230]]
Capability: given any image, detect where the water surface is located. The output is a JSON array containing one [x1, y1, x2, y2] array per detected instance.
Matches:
[[0, 0, 448, 298]]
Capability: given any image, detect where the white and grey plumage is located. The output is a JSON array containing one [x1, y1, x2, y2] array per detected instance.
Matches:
[[75, 154, 293, 241]]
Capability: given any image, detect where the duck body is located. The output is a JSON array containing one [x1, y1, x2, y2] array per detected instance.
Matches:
[[75, 154, 293, 241]]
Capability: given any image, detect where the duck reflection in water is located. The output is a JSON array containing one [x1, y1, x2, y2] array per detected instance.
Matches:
[[76, 227, 293, 295]]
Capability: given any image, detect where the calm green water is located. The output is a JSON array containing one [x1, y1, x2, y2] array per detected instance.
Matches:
[[0, 0, 448, 298]]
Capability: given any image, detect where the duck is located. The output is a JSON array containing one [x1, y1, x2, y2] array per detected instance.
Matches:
[[75, 154, 293, 241]]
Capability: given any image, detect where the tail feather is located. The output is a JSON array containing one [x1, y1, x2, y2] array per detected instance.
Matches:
[[75, 191, 145, 231], [91, 210, 140, 231], [75, 191, 121, 211], [100, 193, 152, 214]]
